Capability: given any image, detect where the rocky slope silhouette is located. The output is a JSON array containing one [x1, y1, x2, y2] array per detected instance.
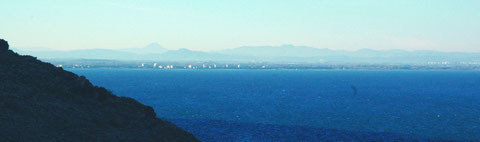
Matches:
[[0, 39, 199, 142]]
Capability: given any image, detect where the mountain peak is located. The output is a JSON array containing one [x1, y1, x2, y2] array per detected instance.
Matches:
[[144, 42, 163, 49], [118, 42, 167, 55]]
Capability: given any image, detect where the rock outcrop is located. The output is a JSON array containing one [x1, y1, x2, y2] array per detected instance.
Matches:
[[0, 39, 199, 142]]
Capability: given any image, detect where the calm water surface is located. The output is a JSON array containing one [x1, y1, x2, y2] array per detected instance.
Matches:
[[69, 69, 480, 141]]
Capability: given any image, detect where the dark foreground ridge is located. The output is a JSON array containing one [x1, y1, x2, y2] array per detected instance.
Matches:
[[0, 39, 199, 142]]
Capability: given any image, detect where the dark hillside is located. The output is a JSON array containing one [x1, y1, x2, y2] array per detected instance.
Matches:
[[0, 39, 199, 142]]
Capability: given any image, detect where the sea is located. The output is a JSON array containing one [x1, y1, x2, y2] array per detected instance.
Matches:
[[68, 69, 480, 141]]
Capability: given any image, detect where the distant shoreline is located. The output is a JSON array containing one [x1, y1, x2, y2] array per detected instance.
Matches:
[[42, 58, 480, 71], [65, 68, 480, 71]]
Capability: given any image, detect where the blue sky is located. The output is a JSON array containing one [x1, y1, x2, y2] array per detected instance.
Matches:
[[0, 0, 479, 52]]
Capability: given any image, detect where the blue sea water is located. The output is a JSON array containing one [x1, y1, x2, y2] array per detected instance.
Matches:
[[69, 69, 480, 141]]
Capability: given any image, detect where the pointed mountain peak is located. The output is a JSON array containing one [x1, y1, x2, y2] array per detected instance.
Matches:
[[119, 42, 167, 55], [144, 42, 163, 49]]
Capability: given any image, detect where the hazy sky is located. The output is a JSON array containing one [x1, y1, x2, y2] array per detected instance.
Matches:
[[1, 0, 479, 52]]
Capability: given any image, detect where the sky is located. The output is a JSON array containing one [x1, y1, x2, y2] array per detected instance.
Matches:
[[0, 0, 479, 52]]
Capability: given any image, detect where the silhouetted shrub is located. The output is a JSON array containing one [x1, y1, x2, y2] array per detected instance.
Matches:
[[144, 106, 157, 119], [0, 39, 8, 52]]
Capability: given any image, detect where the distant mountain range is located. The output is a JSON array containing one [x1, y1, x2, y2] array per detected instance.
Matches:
[[12, 44, 480, 64]]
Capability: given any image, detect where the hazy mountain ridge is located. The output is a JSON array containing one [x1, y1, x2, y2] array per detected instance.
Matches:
[[12, 44, 480, 64], [119, 43, 168, 55], [218, 44, 330, 57]]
